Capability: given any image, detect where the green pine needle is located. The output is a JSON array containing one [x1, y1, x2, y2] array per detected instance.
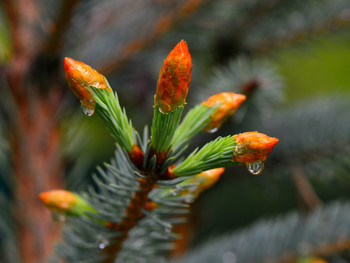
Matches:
[[172, 135, 237, 177], [172, 103, 218, 147], [91, 86, 135, 152], [151, 106, 184, 153]]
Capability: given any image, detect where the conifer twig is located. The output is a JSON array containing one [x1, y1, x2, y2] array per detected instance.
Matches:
[[291, 163, 322, 212]]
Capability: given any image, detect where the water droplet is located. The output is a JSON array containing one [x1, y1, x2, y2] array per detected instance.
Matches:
[[222, 251, 236, 263], [158, 107, 168, 114], [51, 211, 66, 222], [234, 145, 244, 155], [97, 235, 109, 250], [81, 104, 95, 116], [206, 127, 218, 134], [246, 160, 265, 175]]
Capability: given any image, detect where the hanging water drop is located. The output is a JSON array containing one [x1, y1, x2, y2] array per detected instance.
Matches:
[[51, 211, 67, 223], [97, 235, 109, 250], [246, 160, 265, 175], [81, 104, 95, 116], [158, 107, 168, 114], [206, 127, 218, 134]]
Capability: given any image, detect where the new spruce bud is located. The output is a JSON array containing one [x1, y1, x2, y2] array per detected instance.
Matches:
[[193, 168, 225, 196], [39, 190, 95, 216], [202, 92, 246, 132], [154, 40, 192, 113], [64, 57, 111, 114], [233, 131, 279, 163], [165, 168, 225, 201]]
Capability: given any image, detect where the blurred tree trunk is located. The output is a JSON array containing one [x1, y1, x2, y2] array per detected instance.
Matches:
[[7, 56, 65, 263], [4, 0, 76, 260]]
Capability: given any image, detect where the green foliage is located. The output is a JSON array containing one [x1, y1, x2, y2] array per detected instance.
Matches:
[[152, 106, 184, 153], [92, 86, 135, 152], [51, 41, 275, 262], [177, 201, 350, 263], [172, 104, 217, 147], [172, 136, 237, 177]]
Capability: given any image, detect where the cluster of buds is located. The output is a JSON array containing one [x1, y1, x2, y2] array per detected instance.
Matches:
[[44, 40, 279, 229]]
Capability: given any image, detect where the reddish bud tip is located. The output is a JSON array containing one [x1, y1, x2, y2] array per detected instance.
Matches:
[[64, 57, 111, 110], [155, 40, 192, 113], [233, 131, 279, 163], [203, 93, 246, 131], [39, 190, 77, 212]]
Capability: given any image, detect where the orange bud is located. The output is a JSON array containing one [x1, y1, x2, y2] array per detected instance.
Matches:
[[155, 40, 192, 113], [195, 168, 225, 193], [175, 168, 225, 199], [233, 131, 279, 163], [64, 57, 111, 110], [203, 93, 246, 131], [39, 190, 77, 212]]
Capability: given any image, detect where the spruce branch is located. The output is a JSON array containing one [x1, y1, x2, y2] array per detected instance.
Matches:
[[45, 40, 279, 263], [64, 57, 143, 167], [177, 201, 350, 263], [172, 132, 278, 177]]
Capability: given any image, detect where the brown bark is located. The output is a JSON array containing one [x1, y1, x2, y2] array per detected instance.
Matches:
[[102, 175, 157, 263], [8, 73, 65, 263], [3, 0, 80, 261]]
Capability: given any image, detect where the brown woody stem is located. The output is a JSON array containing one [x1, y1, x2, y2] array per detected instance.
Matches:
[[102, 174, 157, 263], [291, 163, 322, 212]]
